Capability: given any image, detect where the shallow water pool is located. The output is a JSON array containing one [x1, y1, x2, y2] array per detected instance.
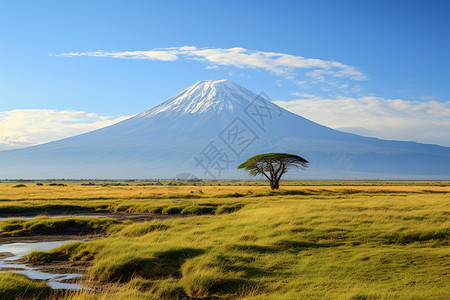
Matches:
[[0, 240, 85, 289]]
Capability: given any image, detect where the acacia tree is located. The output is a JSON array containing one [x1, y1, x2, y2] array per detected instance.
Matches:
[[237, 153, 309, 190]]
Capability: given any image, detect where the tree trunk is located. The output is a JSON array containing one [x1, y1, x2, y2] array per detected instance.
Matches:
[[269, 179, 275, 190], [269, 179, 280, 190], [274, 179, 280, 189]]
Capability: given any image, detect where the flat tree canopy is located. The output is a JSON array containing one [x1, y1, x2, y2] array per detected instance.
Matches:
[[238, 153, 309, 189]]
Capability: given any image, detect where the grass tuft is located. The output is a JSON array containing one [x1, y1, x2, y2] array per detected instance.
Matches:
[[0, 272, 51, 300], [91, 247, 205, 282], [0, 217, 122, 236]]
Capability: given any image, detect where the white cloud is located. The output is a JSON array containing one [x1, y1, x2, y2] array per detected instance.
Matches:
[[58, 46, 366, 81], [58, 50, 178, 61], [274, 96, 450, 147], [0, 109, 130, 150]]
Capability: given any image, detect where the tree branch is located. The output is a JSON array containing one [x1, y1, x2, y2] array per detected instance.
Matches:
[[276, 164, 287, 181], [262, 171, 271, 181]]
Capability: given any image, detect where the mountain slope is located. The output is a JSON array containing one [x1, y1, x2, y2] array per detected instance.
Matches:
[[0, 79, 449, 179]]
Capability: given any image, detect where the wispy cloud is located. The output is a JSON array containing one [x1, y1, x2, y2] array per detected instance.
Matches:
[[0, 110, 130, 150], [57, 46, 366, 81], [274, 96, 450, 147], [59, 50, 178, 61]]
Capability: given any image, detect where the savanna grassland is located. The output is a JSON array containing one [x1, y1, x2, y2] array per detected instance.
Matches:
[[0, 183, 449, 299]]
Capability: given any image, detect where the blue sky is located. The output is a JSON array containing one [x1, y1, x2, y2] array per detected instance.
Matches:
[[1, 0, 449, 149]]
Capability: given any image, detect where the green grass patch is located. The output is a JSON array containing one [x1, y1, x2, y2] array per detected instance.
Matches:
[[118, 221, 170, 237], [91, 247, 205, 282], [0, 272, 51, 300], [0, 217, 123, 236]]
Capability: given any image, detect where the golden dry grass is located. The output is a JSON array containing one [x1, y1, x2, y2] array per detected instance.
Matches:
[[0, 183, 448, 299], [1, 183, 449, 200]]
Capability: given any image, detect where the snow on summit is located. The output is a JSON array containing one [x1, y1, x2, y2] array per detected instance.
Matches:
[[140, 79, 261, 118]]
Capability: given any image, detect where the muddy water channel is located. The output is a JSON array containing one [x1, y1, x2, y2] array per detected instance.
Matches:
[[0, 240, 85, 289], [0, 210, 182, 222], [0, 215, 110, 221]]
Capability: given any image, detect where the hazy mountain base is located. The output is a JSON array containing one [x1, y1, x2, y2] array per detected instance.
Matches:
[[0, 184, 448, 299]]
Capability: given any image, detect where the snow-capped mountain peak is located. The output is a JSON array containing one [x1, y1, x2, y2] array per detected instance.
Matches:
[[0, 79, 449, 179], [139, 79, 260, 118]]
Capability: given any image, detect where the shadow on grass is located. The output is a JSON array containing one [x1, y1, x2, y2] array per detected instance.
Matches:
[[382, 229, 449, 244], [230, 240, 339, 254], [92, 247, 206, 282]]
